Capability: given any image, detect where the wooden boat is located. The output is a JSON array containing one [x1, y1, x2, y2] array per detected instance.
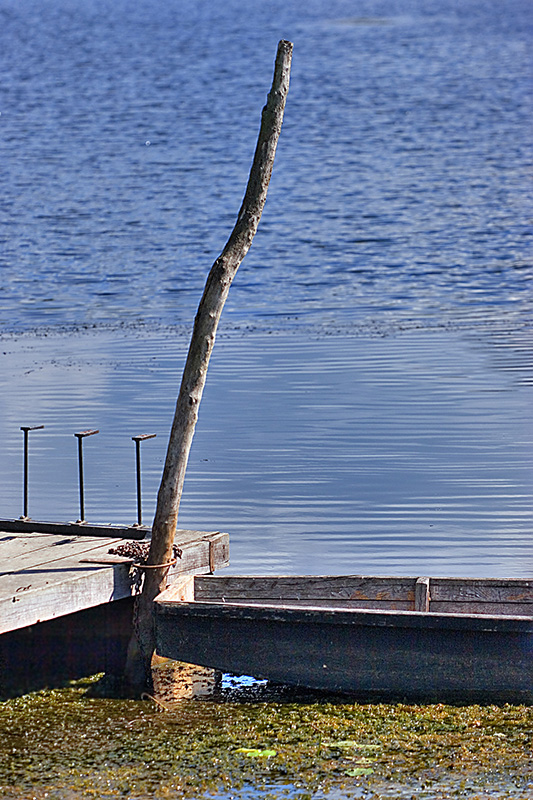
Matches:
[[155, 574, 533, 704]]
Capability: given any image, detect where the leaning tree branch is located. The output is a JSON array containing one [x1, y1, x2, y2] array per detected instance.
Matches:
[[125, 40, 293, 692]]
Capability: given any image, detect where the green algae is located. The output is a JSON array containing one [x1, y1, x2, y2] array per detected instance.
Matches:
[[0, 675, 531, 799]]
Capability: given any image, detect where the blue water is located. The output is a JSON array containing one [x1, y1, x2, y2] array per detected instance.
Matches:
[[1, 0, 531, 333], [0, 0, 532, 577]]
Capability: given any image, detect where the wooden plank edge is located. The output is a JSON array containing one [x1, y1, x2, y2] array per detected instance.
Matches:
[[0, 518, 148, 539], [157, 576, 195, 603], [194, 574, 418, 602], [0, 563, 135, 635], [79, 556, 134, 565], [154, 597, 533, 631], [415, 577, 431, 612], [0, 520, 230, 549]]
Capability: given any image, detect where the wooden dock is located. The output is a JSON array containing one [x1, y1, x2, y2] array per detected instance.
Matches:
[[0, 519, 228, 694]]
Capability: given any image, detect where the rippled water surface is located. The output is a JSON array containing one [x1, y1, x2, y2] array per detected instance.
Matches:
[[1, 0, 531, 333], [1, 327, 531, 577], [0, 0, 532, 578]]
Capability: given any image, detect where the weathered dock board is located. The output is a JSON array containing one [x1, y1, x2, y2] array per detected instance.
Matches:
[[0, 520, 229, 635]]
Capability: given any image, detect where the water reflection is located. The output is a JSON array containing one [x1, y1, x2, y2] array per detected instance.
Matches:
[[151, 656, 220, 704], [0, 327, 531, 578]]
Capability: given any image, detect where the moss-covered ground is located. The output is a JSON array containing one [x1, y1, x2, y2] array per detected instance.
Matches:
[[0, 674, 531, 799]]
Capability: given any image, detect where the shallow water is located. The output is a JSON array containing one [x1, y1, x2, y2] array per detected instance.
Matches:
[[0, 677, 531, 800], [1, 325, 531, 577]]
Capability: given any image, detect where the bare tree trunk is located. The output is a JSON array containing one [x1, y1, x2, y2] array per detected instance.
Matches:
[[125, 40, 293, 693]]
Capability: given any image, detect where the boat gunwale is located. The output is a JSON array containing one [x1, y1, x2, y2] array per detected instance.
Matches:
[[193, 573, 533, 586], [155, 596, 533, 632]]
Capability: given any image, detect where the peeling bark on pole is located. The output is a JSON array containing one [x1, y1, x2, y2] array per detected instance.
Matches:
[[125, 40, 293, 692]]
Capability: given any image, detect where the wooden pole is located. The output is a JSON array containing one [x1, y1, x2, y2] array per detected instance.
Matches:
[[124, 40, 293, 693]]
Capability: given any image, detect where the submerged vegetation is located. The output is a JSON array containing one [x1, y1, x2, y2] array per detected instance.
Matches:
[[0, 673, 531, 799]]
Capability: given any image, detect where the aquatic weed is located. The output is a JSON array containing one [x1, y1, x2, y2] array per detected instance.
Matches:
[[0, 677, 531, 798]]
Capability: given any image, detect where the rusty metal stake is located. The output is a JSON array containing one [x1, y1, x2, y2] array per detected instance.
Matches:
[[20, 424, 44, 519], [132, 434, 156, 526], [74, 429, 99, 523]]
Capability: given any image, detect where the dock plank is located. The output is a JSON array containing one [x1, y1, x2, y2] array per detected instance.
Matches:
[[0, 534, 125, 575], [0, 543, 129, 597]]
